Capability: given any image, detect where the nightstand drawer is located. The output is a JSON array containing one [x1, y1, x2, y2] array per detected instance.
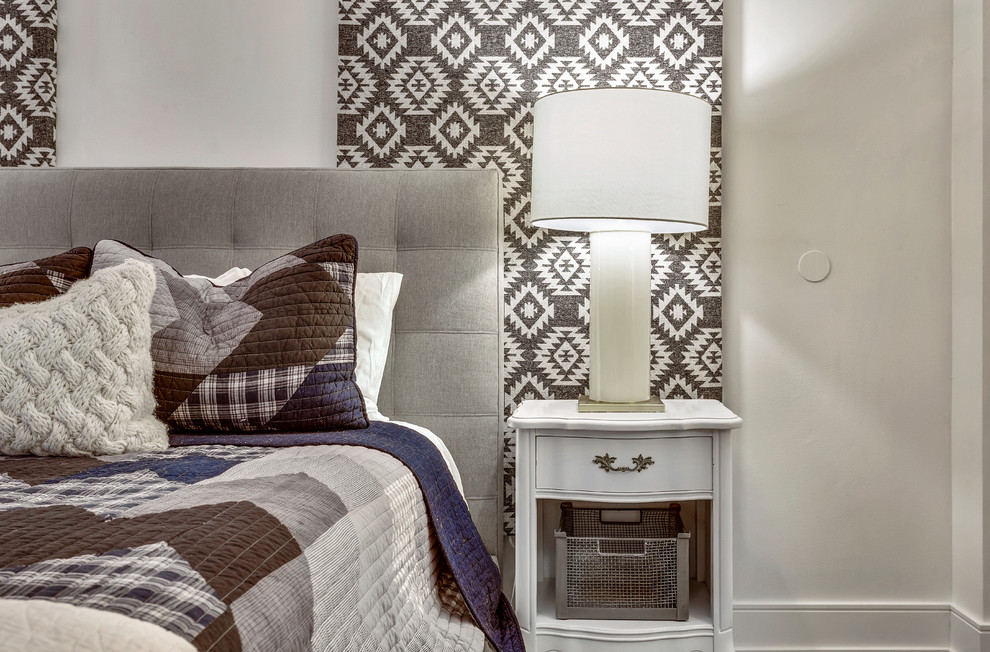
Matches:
[[535, 434, 713, 494]]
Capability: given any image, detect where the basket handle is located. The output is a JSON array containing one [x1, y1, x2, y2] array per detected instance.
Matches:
[[597, 538, 647, 556], [592, 453, 655, 473]]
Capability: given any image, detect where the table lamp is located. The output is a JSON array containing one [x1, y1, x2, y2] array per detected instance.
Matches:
[[530, 87, 712, 412]]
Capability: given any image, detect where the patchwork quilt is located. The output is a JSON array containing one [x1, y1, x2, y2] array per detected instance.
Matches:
[[0, 423, 523, 652]]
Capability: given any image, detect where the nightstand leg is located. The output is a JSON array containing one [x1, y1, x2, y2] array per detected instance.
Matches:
[[712, 431, 735, 652], [514, 428, 537, 650]]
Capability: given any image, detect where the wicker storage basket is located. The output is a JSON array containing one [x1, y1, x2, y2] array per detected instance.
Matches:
[[554, 502, 690, 620]]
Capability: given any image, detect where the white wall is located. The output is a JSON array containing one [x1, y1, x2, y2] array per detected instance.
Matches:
[[57, 0, 337, 167], [950, 0, 990, 647], [723, 0, 954, 648], [950, 0, 984, 624]]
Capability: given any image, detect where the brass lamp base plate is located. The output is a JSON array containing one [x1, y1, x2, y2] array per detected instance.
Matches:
[[577, 394, 666, 413]]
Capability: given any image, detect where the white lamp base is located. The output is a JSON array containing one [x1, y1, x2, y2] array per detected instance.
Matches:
[[588, 230, 655, 406], [578, 394, 665, 413]]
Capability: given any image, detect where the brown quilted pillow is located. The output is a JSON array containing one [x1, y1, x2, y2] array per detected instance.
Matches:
[[91, 236, 368, 433], [0, 247, 93, 308]]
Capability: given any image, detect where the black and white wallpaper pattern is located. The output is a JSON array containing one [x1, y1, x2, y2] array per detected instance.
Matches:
[[0, 0, 55, 167], [338, 0, 722, 535]]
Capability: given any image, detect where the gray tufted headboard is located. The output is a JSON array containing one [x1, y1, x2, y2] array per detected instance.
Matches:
[[0, 167, 504, 555]]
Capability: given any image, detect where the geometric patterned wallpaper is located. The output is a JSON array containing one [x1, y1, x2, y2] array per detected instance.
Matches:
[[0, 0, 56, 167], [338, 0, 722, 535]]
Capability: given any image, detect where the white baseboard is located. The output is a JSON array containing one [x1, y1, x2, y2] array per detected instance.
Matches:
[[733, 601, 950, 652], [951, 606, 990, 652]]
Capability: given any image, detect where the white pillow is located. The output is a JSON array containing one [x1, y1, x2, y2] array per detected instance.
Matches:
[[185, 267, 252, 285], [0, 260, 168, 456], [353, 272, 402, 421], [196, 267, 402, 421]]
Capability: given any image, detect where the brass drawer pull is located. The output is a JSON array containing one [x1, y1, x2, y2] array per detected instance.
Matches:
[[592, 453, 655, 473]]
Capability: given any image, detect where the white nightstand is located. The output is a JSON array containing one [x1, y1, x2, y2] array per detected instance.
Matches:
[[509, 399, 742, 652]]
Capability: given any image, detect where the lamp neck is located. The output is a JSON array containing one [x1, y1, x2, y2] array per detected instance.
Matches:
[[588, 230, 652, 403]]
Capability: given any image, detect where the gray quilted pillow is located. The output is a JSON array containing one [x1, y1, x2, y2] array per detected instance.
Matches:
[[0, 260, 168, 456], [92, 236, 368, 433]]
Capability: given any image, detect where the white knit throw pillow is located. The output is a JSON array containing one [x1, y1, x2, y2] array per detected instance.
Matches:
[[0, 260, 168, 456]]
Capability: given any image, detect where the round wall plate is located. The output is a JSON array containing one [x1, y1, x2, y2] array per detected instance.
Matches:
[[798, 250, 831, 282]]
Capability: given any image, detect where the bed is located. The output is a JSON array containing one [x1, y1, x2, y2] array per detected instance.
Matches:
[[0, 168, 520, 651]]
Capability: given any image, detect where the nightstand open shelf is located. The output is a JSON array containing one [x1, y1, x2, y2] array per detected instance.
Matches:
[[535, 580, 713, 638], [509, 399, 741, 652]]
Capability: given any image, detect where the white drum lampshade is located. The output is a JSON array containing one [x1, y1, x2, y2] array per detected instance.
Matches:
[[530, 88, 712, 410]]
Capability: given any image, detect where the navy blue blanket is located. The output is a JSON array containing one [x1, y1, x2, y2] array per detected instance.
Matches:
[[170, 422, 524, 652]]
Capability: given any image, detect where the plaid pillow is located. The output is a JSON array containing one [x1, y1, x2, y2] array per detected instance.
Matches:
[[0, 247, 93, 308], [91, 236, 368, 433]]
